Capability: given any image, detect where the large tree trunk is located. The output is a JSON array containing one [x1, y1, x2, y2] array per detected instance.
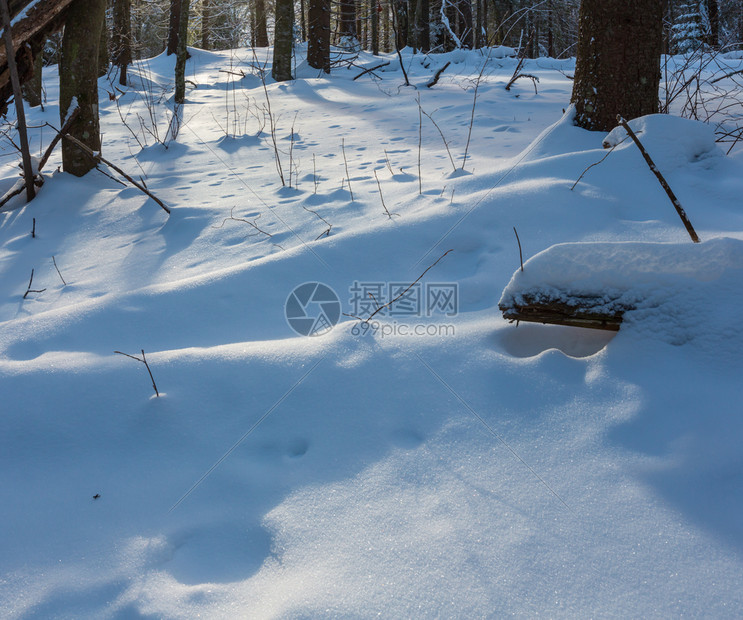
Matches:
[[308, 0, 330, 71], [174, 0, 190, 103], [272, 0, 294, 81], [571, 0, 663, 132], [60, 0, 106, 176], [113, 0, 131, 85], [254, 0, 268, 47], [98, 14, 108, 76]]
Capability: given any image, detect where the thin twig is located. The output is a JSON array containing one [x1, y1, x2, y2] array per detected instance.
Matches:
[[374, 169, 399, 219], [512, 227, 523, 272], [344, 249, 454, 323], [212, 206, 273, 238], [114, 349, 160, 397], [52, 256, 67, 285], [342, 138, 354, 201], [570, 138, 624, 191], [417, 93, 422, 195], [419, 106, 456, 172], [23, 268, 46, 299]]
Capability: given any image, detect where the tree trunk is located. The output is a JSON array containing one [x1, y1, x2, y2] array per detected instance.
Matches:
[[272, 0, 294, 81], [113, 0, 131, 86], [201, 0, 211, 49], [414, 0, 429, 51], [308, 0, 330, 71], [339, 0, 357, 42], [60, 0, 106, 176], [254, 0, 268, 46], [706, 0, 719, 48], [394, 0, 407, 49], [174, 0, 190, 103], [98, 13, 108, 76], [371, 0, 380, 54], [167, 0, 180, 55], [22, 52, 42, 107], [571, 0, 663, 132]]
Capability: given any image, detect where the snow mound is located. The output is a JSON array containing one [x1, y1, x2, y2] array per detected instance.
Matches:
[[603, 114, 723, 170], [500, 237, 743, 318]]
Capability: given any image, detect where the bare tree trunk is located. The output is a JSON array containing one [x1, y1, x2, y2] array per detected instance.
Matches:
[[394, 0, 407, 48], [372, 0, 380, 53], [339, 0, 357, 41], [60, 0, 106, 176], [308, 0, 330, 71], [571, 0, 663, 132], [98, 14, 109, 76], [201, 0, 211, 49], [254, 0, 269, 47], [414, 0, 429, 51], [167, 0, 180, 55], [174, 0, 190, 103], [113, 0, 132, 85], [273, 0, 294, 81], [22, 52, 42, 108]]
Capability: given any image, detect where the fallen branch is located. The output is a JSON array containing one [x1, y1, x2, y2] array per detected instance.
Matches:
[[114, 349, 160, 397], [212, 206, 272, 238], [63, 133, 170, 214], [617, 115, 700, 243], [36, 107, 80, 171], [353, 61, 390, 81], [427, 61, 451, 88]]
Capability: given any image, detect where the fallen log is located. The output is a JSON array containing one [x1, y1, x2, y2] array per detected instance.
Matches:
[[0, 0, 75, 115], [499, 294, 626, 331]]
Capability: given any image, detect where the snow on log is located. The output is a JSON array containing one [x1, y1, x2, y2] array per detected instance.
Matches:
[[499, 239, 743, 331], [0, 0, 75, 115]]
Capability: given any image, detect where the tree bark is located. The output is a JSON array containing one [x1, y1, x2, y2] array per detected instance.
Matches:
[[339, 0, 357, 42], [308, 0, 330, 71], [200, 0, 211, 49], [113, 0, 131, 85], [272, 0, 294, 81], [254, 0, 269, 47], [174, 0, 190, 103], [60, 0, 106, 177], [98, 12, 109, 76], [22, 51, 42, 107], [571, 0, 663, 132], [414, 0, 429, 51], [167, 0, 180, 55]]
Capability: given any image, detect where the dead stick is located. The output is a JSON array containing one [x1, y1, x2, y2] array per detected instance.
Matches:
[[513, 227, 523, 272], [23, 268, 46, 299], [63, 133, 170, 214], [0, 0, 35, 203], [37, 108, 80, 171], [427, 61, 451, 88], [617, 115, 699, 243], [353, 61, 390, 81], [52, 255, 66, 285]]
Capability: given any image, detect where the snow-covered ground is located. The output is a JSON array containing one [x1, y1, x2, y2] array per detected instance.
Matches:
[[1, 46, 742, 618]]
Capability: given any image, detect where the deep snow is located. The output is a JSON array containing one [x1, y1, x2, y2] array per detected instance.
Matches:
[[1, 45, 742, 618]]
